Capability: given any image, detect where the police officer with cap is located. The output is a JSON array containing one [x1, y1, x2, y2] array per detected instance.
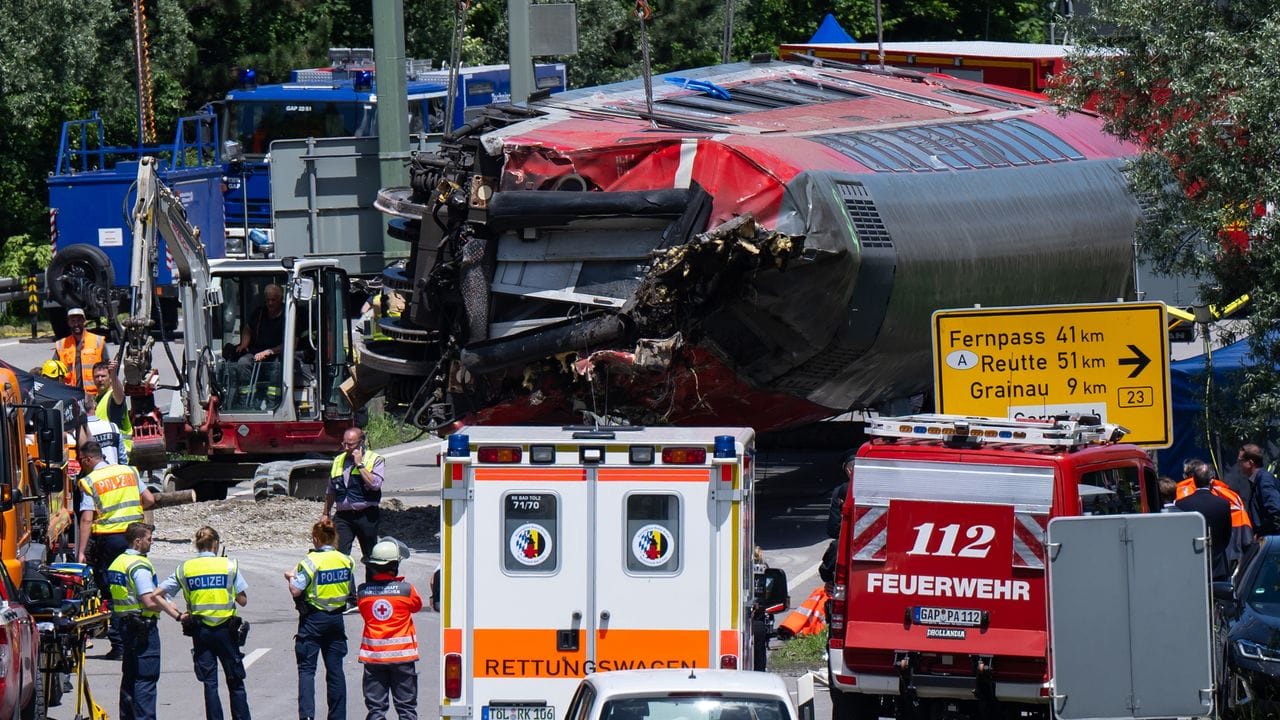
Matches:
[[358, 538, 422, 720], [285, 518, 354, 720]]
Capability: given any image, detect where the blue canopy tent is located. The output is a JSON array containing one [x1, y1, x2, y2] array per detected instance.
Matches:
[[808, 13, 856, 44], [1159, 337, 1256, 474]]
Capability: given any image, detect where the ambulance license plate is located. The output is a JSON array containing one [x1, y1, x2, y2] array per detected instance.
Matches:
[[484, 706, 555, 720], [914, 606, 983, 627]]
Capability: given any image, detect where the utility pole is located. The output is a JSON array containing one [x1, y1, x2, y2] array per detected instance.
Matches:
[[509, 0, 534, 104], [373, 0, 410, 188]]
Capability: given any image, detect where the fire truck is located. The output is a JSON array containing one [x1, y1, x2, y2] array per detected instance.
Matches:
[[827, 414, 1158, 720], [437, 426, 787, 720]]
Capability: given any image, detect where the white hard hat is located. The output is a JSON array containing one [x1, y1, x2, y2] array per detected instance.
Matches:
[[369, 537, 409, 564], [67, 308, 86, 318]]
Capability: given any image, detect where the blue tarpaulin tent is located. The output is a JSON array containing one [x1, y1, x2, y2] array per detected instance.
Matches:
[[1159, 337, 1256, 472], [808, 13, 855, 44]]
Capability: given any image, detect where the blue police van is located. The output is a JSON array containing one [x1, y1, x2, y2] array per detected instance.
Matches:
[[220, 48, 568, 252]]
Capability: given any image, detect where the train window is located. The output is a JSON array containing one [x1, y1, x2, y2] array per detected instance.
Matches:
[[817, 119, 1084, 171]]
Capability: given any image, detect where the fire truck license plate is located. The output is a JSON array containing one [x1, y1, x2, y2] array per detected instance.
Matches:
[[484, 706, 555, 720], [914, 606, 983, 627]]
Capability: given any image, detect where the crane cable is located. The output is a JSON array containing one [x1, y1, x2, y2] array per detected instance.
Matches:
[[132, 0, 157, 144], [444, 0, 470, 141], [636, 0, 655, 126]]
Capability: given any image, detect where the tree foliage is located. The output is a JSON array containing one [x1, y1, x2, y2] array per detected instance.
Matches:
[[1052, 0, 1280, 445]]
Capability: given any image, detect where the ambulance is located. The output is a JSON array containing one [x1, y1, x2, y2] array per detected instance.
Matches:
[[827, 414, 1158, 720], [438, 426, 760, 720]]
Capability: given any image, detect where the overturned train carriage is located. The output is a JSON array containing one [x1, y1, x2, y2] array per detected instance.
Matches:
[[361, 58, 1141, 432]]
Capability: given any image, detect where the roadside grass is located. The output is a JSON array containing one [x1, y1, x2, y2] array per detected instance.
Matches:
[[0, 320, 51, 338], [363, 407, 428, 450], [769, 629, 828, 671]]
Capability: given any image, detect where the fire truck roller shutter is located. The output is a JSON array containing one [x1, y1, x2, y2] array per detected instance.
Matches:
[[47, 244, 115, 318]]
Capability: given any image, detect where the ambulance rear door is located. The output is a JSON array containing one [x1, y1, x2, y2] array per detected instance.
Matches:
[[442, 426, 753, 720], [592, 432, 750, 674]]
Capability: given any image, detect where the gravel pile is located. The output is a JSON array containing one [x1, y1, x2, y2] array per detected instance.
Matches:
[[149, 496, 440, 558]]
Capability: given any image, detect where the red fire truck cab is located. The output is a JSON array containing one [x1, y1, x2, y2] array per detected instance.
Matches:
[[828, 414, 1158, 719]]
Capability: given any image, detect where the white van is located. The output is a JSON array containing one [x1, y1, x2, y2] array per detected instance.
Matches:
[[566, 669, 813, 720]]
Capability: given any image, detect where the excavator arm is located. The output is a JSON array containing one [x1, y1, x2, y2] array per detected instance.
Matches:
[[123, 156, 218, 433]]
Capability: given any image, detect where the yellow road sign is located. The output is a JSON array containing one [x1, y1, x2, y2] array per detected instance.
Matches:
[[932, 302, 1171, 447]]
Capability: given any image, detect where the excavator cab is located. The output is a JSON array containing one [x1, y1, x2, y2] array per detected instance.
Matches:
[[208, 259, 355, 423]]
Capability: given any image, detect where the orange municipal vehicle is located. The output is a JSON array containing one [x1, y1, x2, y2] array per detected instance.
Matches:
[[827, 414, 1158, 720], [0, 367, 74, 718], [778, 41, 1069, 94]]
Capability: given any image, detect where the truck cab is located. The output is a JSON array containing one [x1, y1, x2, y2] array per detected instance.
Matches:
[[827, 414, 1158, 720]]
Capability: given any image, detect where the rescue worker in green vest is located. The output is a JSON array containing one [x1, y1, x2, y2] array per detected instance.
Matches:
[[157, 526, 252, 720], [91, 360, 132, 451], [107, 522, 184, 720], [322, 428, 385, 581], [76, 439, 155, 659], [285, 518, 354, 720]]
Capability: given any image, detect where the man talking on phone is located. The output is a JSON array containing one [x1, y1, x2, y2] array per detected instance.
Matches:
[[322, 428, 385, 583]]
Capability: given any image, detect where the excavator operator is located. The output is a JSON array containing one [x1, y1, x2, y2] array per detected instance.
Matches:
[[228, 283, 285, 409]]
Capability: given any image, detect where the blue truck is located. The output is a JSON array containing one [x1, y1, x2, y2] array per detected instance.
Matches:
[[46, 111, 226, 335], [220, 48, 568, 252]]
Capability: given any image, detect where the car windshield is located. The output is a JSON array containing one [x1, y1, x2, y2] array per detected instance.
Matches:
[[1246, 551, 1280, 611], [601, 696, 789, 720]]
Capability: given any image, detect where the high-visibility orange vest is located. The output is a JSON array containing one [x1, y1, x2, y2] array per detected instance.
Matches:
[[1176, 477, 1252, 529], [779, 585, 829, 639], [55, 332, 106, 394], [357, 577, 422, 663]]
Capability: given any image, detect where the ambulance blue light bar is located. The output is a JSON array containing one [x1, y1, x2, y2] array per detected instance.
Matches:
[[447, 434, 469, 457], [714, 435, 736, 458]]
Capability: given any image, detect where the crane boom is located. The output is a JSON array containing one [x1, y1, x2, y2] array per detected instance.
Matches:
[[124, 156, 218, 432]]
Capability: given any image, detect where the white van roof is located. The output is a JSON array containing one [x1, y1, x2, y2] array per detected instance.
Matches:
[[583, 668, 791, 699]]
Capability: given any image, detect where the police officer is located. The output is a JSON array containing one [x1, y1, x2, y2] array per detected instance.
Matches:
[[322, 428, 385, 579], [285, 518, 353, 720], [76, 440, 155, 659], [77, 400, 128, 467], [358, 539, 422, 720], [158, 526, 251, 720], [107, 522, 183, 720]]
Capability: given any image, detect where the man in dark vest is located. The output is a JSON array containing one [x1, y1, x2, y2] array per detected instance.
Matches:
[[322, 428, 385, 582], [1176, 462, 1233, 581]]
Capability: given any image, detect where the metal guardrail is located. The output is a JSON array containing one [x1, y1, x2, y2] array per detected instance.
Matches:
[[0, 275, 45, 305]]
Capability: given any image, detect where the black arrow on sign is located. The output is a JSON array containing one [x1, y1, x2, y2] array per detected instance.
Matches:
[[1118, 344, 1151, 378]]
